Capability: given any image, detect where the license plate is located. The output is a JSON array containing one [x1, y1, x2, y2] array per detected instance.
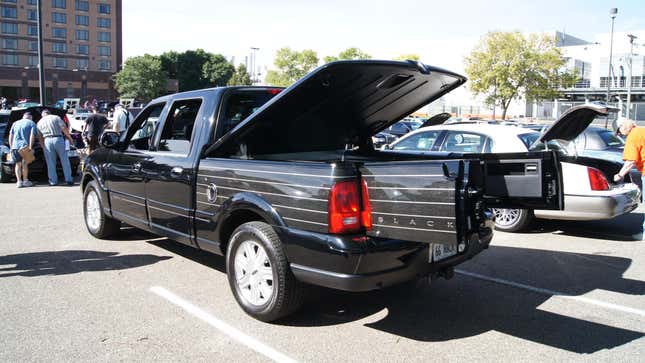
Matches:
[[429, 243, 458, 262]]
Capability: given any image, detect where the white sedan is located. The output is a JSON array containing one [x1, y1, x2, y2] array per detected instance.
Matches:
[[384, 105, 640, 232]]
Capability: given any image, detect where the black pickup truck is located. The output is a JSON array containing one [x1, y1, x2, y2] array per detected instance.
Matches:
[[81, 60, 563, 321]]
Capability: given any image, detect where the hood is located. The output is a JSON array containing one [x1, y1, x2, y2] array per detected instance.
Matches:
[[3, 107, 67, 143], [420, 112, 452, 128], [538, 103, 616, 143], [210, 60, 466, 155]]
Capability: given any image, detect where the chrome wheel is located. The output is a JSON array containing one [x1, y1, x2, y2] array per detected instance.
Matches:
[[234, 240, 274, 307], [493, 208, 521, 227], [85, 190, 101, 232]]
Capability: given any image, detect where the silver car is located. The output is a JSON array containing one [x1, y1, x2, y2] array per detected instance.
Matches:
[[384, 104, 640, 232]]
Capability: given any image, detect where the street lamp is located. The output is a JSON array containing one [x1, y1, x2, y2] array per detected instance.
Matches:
[[605, 7, 617, 128], [36, 0, 46, 105], [626, 34, 638, 118], [250, 47, 259, 84]]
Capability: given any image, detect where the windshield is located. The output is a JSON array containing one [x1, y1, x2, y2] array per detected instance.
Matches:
[[517, 132, 567, 153], [597, 129, 624, 148]]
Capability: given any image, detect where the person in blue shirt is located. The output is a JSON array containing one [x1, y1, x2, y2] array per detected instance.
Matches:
[[8, 112, 38, 188]]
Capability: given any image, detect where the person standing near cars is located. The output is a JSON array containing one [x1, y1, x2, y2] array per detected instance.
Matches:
[[83, 106, 108, 154], [8, 112, 38, 188], [112, 103, 132, 137], [37, 109, 75, 186], [613, 116, 645, 238]]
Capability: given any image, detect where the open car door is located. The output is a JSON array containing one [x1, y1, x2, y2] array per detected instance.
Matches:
[[472, 151, 563, 210]]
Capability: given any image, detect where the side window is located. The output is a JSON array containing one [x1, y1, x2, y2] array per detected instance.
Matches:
[[573, 133, 586, 149], [392, 131, 440, 151], [157, 98, 202, 155], [440, 131, 485, 153], [128, 103, 165, 151], [216, 90, 279, 140], [484, 137, 493, 153]]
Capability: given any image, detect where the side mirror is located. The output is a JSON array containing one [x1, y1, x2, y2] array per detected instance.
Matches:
[[100, 131, 120, 148]]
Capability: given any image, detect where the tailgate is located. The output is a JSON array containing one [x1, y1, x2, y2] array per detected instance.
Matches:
[[360, 160, 465, 245]]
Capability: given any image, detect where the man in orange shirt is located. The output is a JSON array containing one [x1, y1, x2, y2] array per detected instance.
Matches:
[[614, 117, 644, 238]]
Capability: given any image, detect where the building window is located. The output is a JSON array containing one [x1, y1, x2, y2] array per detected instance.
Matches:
[[52, 42, 67, 53], [1, 6, 17, 18], [1, 22, 17, 34], [97, 45, 110, 56], [76, 58, 88, 69], [2, 0, 17, 3], [75, 14, 89, 26], [28, 40, 37, 51], [52, 0, 66, 9], [52, 12, 66, 24], [97, 31, 110, 42], [97, 17, 110, 28], [28, 55, 38, 67], [52, 27, 66, 39], [2, 53, 18, 65], [27, 0, 37, 5], [2, 37, 17, 49], [27, 24, 37, 36], [53, 57, 67, 68], [75, 0, 88, 11], [27, 9, 37, 20], [97, 59, 110, 71], [76, 43, 88, 54], [97, 3, 110, 14], [75, 29, 88, 40]]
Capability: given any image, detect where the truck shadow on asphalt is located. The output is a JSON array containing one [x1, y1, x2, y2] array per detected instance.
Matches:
[[0, 250, 172, 278], [526, 211, 644, 241], [281, 245, 645, 354]]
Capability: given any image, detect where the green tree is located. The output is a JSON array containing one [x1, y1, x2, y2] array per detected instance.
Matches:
[[393, 54, 421, 61], [202, 54, 235, 87], [159, 50, 180, 78], [465, 31, 578, 119], [227, 64, 253, 86], [114, 54, 167, 101], [265, 47, 319, 87], [324, 47, 372, 63]]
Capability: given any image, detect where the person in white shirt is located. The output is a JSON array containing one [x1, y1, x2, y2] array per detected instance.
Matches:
[[112, 103, 132, 136]]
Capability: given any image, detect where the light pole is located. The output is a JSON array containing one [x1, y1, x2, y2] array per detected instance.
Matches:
[[250, 47, 259, 84], [605, 7, 617, 128], [626, 34, 637, 119], [36, 0, 46, 105]]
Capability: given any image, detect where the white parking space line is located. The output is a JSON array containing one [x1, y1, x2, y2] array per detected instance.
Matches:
[[455, 269, 645, 318], [149, 286, 299, 363]]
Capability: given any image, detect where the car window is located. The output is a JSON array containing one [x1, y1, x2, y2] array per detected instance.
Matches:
[[128, 103, 165, 151], [597, 129, 624, 148], [574, 133, 586, 149], [440, 131, 485, 153], [389, 123, 410, 134], [392, 131, 440, 151], [157, 98, 202, 155], [216, 90, 280, 140]]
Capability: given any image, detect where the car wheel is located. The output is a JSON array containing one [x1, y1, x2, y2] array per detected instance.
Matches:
[[0, 165, 11, 183], [83, 180, 120, 238], [226, 221, 305, 322], [492, 208, 533, 232]]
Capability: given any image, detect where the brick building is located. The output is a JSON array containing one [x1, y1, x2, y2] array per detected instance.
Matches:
[[0, 0, 121, 104]]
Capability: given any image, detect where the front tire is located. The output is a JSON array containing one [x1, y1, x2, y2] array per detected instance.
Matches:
[[492, 208, 533, 232], [83, 180, 120, 238], [226, 221, 305, 322]]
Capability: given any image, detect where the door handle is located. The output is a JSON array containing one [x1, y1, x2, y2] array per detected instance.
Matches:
[[132, 162, 142, 173], [170, 166, 183, 177]]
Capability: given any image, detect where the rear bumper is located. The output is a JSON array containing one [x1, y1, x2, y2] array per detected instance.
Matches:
[[534, 184, 640, 221], [280, 223, 494, 292]]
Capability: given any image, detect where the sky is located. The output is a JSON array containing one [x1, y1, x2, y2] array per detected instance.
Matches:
[[123, 0, 645, 84]]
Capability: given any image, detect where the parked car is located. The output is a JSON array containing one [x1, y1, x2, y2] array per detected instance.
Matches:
[[371, 131, 397, 148], [384, 119, 423, 138], [0, 107, 80, 183], [81, 60, 565, 321], [69, 108, 91, 133], [385, 104, 640, 232]]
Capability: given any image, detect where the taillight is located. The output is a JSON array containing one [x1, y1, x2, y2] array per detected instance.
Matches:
[[267, 88, 282, 95], [328, 179, 372, 234], [587, 167, 609, 191]]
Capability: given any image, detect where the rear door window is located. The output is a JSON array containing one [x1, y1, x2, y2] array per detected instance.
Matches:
[[157, 98, 203, 155], [128, 103, 166, 151], [392, 131, 440, 151], [439, 131, 486, 153]]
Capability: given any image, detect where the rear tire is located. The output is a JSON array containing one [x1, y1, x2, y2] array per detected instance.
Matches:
[[83, 180, 120, 238], [226, 221, 305, 322], [492, 208, 533, 232]]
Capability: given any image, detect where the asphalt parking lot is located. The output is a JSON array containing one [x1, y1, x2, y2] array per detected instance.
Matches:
[[1, 182, 644, 362]]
